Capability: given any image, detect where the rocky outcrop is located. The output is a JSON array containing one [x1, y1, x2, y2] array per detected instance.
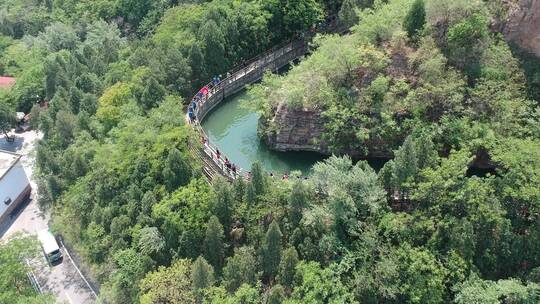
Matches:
[[259, 103, 329, 154], [259, 103, 395, 159], [502, 0, 540, 57]]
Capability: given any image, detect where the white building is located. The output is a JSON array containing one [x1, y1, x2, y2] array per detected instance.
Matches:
[[0, 150, 31, 223]]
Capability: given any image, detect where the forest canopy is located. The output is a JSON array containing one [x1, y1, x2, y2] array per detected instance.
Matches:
[[1, 0, 539, 303]]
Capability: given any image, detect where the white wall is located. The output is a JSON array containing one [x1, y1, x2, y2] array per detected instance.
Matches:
[[0, 159, 30, 218]]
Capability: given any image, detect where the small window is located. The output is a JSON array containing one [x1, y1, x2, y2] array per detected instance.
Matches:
[[4, 197, 11, 205]]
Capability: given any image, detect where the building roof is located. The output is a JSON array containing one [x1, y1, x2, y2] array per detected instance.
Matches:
[[0, 150, 22, 180], [0, 76, 16, 89]]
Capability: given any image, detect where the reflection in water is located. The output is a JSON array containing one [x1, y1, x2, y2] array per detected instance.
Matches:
[[201, 91, 326, 175]]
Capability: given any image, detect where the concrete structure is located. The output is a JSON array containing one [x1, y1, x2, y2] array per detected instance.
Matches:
[[0, 150, 31, 223]]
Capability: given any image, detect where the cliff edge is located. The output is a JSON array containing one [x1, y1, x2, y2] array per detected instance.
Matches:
[[503, 0, 540, 57]]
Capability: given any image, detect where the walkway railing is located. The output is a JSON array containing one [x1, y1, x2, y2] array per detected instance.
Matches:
[[186, 37, 310, 181]]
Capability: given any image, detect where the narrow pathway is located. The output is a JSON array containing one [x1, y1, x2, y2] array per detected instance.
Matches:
[[187, 38, 309, 181]]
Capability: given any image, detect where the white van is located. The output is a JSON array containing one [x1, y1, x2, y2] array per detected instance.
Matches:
[[37, 230, 62, 264]]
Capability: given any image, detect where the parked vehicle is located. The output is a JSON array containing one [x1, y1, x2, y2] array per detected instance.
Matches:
[[37, 230, 62, 264]]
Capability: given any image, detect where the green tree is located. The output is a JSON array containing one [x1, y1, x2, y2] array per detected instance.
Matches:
[[245, 181, 256, 205], [403, 0, 426, 39], [262, 220, 282, 279], [283, 0, 323, 34], [191, 256, 215, 303], [392, 136, 418, 188], [199, 20, 227, 77], [140, 191, 157, 219], [395, 244, 447, 303], [212, 177, 234, 231], [447, 13, 489, 79], [110, 248, 153, 304], [278, 247, 299, 287], [36, 22, 79, 52], [188, 43, 206, 91], [137, 226, 165, 256], [204, 216, 224, 272], [222, 246, 258, 292], [0, 101, 15, 137], [338, 0, 360, 28], [54, 110, 78, 148], [0, 236, 54, 304], [118, 0, 153, 27], [288, 180, 308, 228], [454, 275, 540, 304], [266, 284, 286, 304], [163, 148, 191, 192], [290, 261, 357, 303], [250, 162, 265, 196], [232, 177, 246, 202], [152, 179, 213, 251], [139, 259, 195, 304], [139, 76, 166, 111], [178, 230, 201, 260]]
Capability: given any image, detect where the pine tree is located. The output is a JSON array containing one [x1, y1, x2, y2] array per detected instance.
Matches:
[[178, 230, 200, 259], [250, 162, 265, 196], [338, 0, 360, 28], [403, 0, 426, 39], [245, 182, 256, 205], [163, 148, 191, 191], [140, 191, 156, 214], [188, 43, 206, 91], [203, 216, 224, 272], [392, 136, 418, 187], [266, 284, 286, 304], [199, 20, 227, 77], [191, 256, 215, 303], [140, 76, 166, 111], [232, 177, 246, 202], [262, 220, 283, 279], [415, 133, 438, 169], [278, 247, 299, 287], [212, 177, 233, 230], [222, 246, 258, 292], [289, 180, 307, 228]]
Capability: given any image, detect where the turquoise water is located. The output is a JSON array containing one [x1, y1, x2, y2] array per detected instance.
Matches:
[[201, 91, 326, 175]]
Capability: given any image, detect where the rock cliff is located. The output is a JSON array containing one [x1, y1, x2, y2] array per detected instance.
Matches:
[[259, 103, 329, 153], [503, 0, 540, 57]]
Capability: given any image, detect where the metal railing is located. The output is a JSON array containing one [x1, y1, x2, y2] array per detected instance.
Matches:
[[186, 37, 310, 180]]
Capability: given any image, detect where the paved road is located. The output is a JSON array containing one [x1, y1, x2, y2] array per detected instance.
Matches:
[[1, 131, 97, 304]]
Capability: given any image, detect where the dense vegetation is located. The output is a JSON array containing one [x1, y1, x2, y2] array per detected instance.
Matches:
[[1, 0, 539, 303]]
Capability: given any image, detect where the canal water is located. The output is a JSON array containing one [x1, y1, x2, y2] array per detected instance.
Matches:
[[201, 90, 326, 175]]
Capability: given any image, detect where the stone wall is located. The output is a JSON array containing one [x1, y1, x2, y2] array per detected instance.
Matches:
[[503, 0, 540, 57]]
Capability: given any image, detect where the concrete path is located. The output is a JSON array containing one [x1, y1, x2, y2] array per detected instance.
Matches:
[[1, 130, 97, 304]]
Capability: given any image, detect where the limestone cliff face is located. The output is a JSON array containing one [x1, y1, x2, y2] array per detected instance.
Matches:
[[503, 0, 540, 57], [259, 103, 329, 154]]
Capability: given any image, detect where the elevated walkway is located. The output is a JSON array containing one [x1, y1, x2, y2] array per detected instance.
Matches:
[[187, 37, 310, 181]]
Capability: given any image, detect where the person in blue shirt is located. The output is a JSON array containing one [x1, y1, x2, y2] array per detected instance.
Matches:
[[188, 107, 195, 122]]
